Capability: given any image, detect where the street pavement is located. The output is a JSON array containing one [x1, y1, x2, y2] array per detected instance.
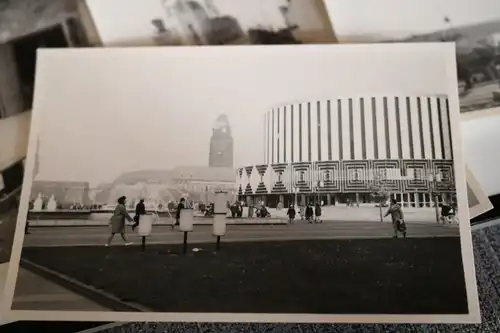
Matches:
[[23, 221, 460, 248], [11, 268, 110, 311], [12, 221, 460, 312]]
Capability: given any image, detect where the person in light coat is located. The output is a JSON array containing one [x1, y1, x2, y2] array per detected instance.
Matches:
[[106, 196, 133, 246], [384, 199, 407, 238]]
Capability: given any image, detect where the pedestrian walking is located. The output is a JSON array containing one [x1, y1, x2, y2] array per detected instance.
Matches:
[[174, 198, 186, 229], [248, 204, 254, 218], [314, 202, 322, 223], [384, 199, 407, 238], [105, 196, 133, 247], [132, 199, 146, 231], [305, 204, 314, 223], [287, 205, 296, 224]]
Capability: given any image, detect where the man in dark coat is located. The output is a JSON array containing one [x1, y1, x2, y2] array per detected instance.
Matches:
[[132, 199, 146, 231], [305, 204, 314, 223], [174, 198, 186, 228], [314, 203, 322, 223], [287, 205, 296, 224]]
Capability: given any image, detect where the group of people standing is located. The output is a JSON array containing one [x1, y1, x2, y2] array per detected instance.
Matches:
[[286, 203, 322, 224]]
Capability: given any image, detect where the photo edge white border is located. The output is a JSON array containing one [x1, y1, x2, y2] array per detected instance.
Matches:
[[443, 43, 481, 321], [466, 166, 493, 219]]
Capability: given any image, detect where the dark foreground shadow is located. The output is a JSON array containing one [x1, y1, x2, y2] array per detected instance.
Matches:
[[20, 237, 468, 314]]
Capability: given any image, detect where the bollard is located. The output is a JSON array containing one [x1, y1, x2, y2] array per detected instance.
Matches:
[[137, 213, 153, 252], [179, 208, 194, 255], [213, 192, 228, 251], [183, 231, 188, 254]]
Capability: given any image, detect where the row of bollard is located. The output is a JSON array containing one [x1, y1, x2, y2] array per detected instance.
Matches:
[[137, 191, 228, 254]]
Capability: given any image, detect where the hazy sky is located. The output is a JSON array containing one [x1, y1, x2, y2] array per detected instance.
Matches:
[[325, 0, 500, 39], [32, 44, 454, 186], [87, 0, 288, 44]]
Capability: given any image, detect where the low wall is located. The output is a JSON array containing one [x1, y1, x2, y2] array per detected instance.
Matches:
[[28, 210, 91, 220], [29, 217, 285, 227]]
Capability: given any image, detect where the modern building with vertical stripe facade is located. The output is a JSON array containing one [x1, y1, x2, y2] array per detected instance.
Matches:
[[236, 95, 457, 208]]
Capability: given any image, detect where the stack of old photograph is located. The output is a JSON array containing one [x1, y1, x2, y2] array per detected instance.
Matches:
[[0, 0, 497, 331]]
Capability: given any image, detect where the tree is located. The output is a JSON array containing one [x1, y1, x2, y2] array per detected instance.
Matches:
[[369, 170, 390, 223]]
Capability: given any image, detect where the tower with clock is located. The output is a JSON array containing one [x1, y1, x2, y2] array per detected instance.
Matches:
[[209, 114, 234, 168]]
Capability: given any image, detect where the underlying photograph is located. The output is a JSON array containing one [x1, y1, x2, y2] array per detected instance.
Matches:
[[82, 0, 337, 46], [463, 109, 500, 228], [465, 166, 493, 220], [0, 0, 96, 120], [327, 0, 500, 115], [5, 44, 478, 323]]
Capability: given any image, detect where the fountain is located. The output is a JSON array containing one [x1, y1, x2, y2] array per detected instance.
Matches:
[[47, 194, 57, 211], [33, 193, 43, 211]]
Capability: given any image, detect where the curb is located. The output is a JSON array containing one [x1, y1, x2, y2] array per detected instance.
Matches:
[[19, 259, 151, 312]]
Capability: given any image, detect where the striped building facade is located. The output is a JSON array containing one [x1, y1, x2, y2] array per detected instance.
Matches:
[[236, 95, 456, 208]]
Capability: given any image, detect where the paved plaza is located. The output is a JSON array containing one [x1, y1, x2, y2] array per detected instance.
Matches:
[[15, 207, 461, 313], [18, 237, 467, 314], [27, 206, 445, 227]]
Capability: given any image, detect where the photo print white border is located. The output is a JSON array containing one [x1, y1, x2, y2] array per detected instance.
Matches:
[[466, 166, 493, 219], [462, 107, 500, 230], [2, 43, 480, 324]]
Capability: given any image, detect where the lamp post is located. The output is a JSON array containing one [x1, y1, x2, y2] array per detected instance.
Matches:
[[428, 169, 441, 223], [293, 187, 299, 208], [315, 180, 324, 205]]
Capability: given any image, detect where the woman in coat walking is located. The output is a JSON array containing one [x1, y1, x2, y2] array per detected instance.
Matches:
[[384, 198, 407, 238], [106, 196, 133, 247]]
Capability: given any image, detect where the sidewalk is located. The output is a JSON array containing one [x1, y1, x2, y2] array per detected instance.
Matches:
[[265, 206, 438, 223]]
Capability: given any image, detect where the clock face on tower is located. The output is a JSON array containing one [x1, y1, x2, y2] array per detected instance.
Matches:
[[209, 114, 234, 168]]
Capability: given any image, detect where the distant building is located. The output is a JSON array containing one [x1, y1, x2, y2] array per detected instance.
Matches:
[[209, 114, 234, 168], [30, 180, 91, 205], [99, 166, 236, 204], [237, 95, 456, 208]]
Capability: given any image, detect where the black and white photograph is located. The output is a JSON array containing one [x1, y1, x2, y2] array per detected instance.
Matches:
[[84, 0, 337, 46], [326, 0, 500, 115], [3, 44, 478, 323]]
